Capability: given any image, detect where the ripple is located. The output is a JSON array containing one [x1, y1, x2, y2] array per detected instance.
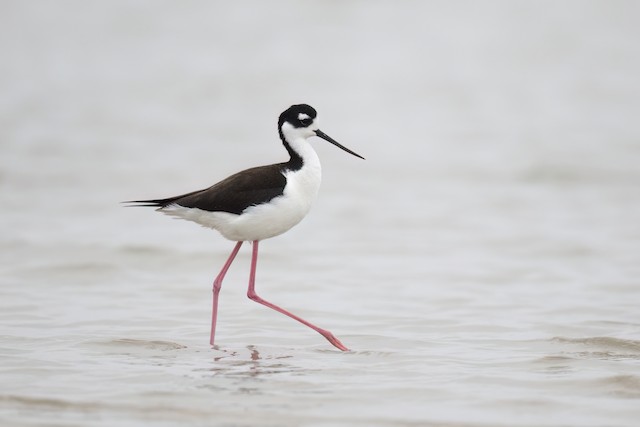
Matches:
[[551, 336, 640, 352], [592, 375, 640, 398], [0, 394, 103, 411], [89, 338, 188, 351], [550, 336, 640, 361]]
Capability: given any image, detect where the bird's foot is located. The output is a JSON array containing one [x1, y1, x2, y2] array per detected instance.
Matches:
[[321, 331, 350, 352]]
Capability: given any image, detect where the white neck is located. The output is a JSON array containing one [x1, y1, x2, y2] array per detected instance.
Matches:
[[287, 137, 320, 171]]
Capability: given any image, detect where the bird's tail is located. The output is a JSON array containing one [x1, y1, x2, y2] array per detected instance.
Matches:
[[121, 196, 180, 208], [122, 188, 203, 208]]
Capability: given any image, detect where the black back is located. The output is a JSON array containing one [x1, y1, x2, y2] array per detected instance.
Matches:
[[128, 163, 291, 215]]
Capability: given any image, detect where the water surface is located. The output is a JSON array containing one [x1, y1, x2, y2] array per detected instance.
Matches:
[[1, 1, 639, 426]]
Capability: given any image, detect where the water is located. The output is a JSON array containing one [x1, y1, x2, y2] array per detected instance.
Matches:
[[1, 1, 640, 426]]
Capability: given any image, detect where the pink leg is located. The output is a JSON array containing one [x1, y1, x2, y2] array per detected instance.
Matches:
[[246, 240, 349, 351], [210, 241, 243, 346]]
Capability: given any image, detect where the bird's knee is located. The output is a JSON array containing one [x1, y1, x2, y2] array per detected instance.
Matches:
[[247, 291, 261, 302]]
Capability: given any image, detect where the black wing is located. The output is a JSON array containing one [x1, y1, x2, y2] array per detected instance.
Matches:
[[125, 164, 287, 215]]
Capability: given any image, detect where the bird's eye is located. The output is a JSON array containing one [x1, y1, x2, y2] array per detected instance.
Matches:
[[300, 118, 313, 126]]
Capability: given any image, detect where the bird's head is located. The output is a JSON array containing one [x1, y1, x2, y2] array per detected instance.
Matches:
[[278, 104, 364, 160]]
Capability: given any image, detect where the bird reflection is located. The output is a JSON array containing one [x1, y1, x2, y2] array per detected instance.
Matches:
[[249, 345, 261, 361], [209, 345, 295, 379]]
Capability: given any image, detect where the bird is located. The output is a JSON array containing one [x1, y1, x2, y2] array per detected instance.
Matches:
[[125, 104, 364, 351]]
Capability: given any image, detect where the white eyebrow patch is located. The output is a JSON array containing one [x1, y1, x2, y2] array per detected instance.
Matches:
[[298, 113, 311, 121]]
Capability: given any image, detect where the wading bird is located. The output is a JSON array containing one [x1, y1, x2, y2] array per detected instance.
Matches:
[[126, 104, 364, 351]]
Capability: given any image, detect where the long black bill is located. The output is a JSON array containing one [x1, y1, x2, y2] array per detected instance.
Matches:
[[315, 129, 365, 160]]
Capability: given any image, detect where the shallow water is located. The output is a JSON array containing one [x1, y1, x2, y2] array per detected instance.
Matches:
[[1, 1, 640, 426]]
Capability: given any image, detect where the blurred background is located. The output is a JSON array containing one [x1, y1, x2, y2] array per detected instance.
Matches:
[[1, 1, 639, 426]]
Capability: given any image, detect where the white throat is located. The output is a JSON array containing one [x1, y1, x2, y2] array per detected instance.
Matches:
[[280, 121, 321, 169]]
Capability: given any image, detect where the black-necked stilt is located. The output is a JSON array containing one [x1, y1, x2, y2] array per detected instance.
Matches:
[[126, 104, 364, 351]]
